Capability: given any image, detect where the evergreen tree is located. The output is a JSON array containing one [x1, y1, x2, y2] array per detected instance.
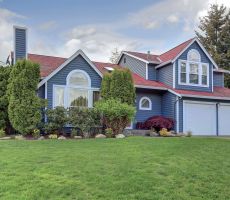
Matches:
[[109, 48, 121, 64], [7, 60, 46, 135], [196, 4, 230, 87], [100, 69, 135, 105], [0, 66, 12, 133]]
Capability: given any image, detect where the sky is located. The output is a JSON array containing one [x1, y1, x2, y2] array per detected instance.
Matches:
[[0, 0, 229, 63]]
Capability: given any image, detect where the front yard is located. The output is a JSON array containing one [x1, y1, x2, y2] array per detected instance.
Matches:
[[0, 137, 229, 200]]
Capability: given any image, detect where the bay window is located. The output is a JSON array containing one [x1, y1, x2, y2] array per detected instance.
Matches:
[[53, 70, 100, 108], [179, 49, 209, 87]]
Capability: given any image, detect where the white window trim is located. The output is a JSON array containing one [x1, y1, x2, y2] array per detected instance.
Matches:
[[139, 97, 152, 110], [178, 59, 209, 87], [66, 69, 91, 87]]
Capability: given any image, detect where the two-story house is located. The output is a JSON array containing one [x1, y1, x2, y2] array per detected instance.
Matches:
[[12, 26, 230, 136]]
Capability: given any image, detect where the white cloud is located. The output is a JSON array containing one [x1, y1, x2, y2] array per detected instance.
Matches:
[[0, 8, 24, 63]]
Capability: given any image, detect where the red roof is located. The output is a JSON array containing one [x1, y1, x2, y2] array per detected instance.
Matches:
[[28, 53, 168, 89], [173, 87, 230, 99], [124, 51, 160, 63], [124, 38, 194, 64]]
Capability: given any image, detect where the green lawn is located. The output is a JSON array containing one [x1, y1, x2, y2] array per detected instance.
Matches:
[[0, 137, 230, 200]]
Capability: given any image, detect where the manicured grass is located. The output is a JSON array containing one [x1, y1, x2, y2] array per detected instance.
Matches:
[[0, 137, 230, 200]]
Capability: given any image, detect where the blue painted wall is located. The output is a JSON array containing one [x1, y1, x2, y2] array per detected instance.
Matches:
[[175, 41, 213, 92], [134, 89, 162, 127], [37, 84, 45, 99], [119, 54, 146, 79], [47, 55, 102, 108], [213, 72, 224, 87], [15, 28, 27, 61], [157, 64, 174, 87], [148, 64, 157, 81]]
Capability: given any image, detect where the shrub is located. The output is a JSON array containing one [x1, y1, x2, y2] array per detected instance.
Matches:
[[136, 116, 174, 132], [32, 129, 40, 138], [45, 107, 68, 135], [187, 131, 192, 137], [7, 60, 46, 135], [95, 99, 136, 135], [69, 107, 100, 138], [70, 128, 79, 138], [105, 128, 113, 138], [101, 69, 135, 105], [48, 134, 58, 139], [159, 128, 170, 137], [0, 129, 6, 138]]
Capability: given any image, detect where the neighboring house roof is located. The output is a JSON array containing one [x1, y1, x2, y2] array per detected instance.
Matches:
[[213, 68, 230, 74], [173, 86, 230, 100]]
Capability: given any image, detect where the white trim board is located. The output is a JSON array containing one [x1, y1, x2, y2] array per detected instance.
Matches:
[[38, 49, 103, 88]]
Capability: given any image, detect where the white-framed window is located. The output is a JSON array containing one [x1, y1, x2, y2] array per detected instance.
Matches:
[[178, 49, 209, 87], [53, 70, 100, 108], [139, 97, 152, 110]]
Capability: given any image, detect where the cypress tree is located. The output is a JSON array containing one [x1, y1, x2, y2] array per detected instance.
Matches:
[[7, 60, 46, 135], [100, 68, 135, 105], [0, 66, 12, 133]]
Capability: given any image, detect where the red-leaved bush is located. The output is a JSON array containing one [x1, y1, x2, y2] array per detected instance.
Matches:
[[136, 115, 174, 131]]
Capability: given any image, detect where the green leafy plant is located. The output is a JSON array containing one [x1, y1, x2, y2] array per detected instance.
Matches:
[[105, 128, 113, 138], [95, 99, 136, 135], [187, 131, 192, 137], [45, 107, 68, 135], [69, 107, 100, 138], [70, 128, 78, 138], [0, 129, 6, 138], [7, 60, 46, 135], [32, 129, 40, 138]]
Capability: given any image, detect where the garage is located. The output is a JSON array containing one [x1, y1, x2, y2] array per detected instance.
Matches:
[[183, 101, 217, 135], [218, 104, 230, 135]]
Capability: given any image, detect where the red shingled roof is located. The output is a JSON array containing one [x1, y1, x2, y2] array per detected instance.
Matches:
[[28, 53, 168, 89], [124, 38, 195, 64], [174, 87, 230, 99], [124, 51, 160, 63]]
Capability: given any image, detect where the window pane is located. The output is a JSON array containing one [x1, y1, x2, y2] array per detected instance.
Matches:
[[188, 50, 200, 62], [180, 62, 186, 73], [189, 63, 199, 74], [68, 88, 88, 107], [54, 87, 64, 107], [202, 64, 207, 75], [68, 72, 89, 87], [180, 73, 186, 83], [189, 74, 199, 84], [141, 99, 150, 108], [93, 91, 100, 106], [202, 75, 208, 85]]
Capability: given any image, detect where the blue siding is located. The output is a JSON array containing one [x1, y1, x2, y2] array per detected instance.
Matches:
[[157, 64, 173, 87], [15, 28, 27, 61], [119, 54, 146, 79], [175, 41, 213, 92], [213, 72, 224, 87], [37, 84, 45, 99], [47, 55, 102, 108], [161, 92, 177, 120], [134, 90, 162, 127], [148, 64, 157, 81]]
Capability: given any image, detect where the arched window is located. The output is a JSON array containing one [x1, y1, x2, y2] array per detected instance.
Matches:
[[187, 49, 201, 62], [139, 97, 152, 110], [53, 70, 100, 108]]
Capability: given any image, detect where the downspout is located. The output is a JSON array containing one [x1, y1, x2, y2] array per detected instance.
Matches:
[[174, 96, 182, 133]]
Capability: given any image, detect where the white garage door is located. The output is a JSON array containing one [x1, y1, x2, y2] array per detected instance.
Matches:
[[219, 104, 230, 135], [183, 101, 216, 135]]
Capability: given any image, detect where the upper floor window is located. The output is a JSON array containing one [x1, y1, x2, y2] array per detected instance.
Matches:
[[179, 49, 209, 87], [139, 97, 152, 110]]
